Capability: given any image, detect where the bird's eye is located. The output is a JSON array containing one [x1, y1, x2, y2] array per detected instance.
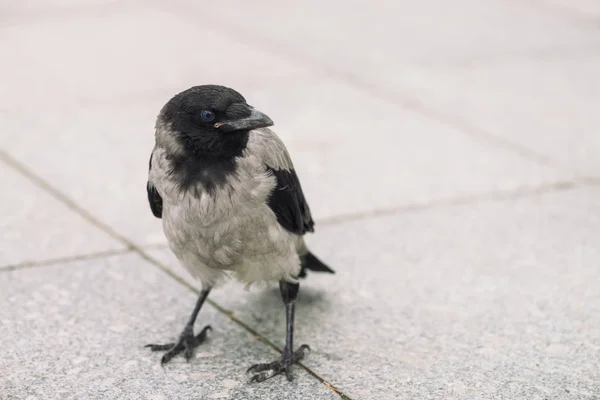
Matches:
[[200, 110, 215, 122]]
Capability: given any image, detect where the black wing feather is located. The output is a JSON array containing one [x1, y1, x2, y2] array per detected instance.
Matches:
[[266, 167, 314, 235], [147, 153, 163, 219]]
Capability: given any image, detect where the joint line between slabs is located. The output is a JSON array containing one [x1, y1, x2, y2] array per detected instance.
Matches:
[[0, 248, 133, 272], [0, 149, 353, 400], [317, 177, 600, 226]]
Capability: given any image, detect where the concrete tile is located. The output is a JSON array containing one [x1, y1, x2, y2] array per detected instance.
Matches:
[[0, 253, 338, 400], [0, 159, 122, 267], [148, 186, 600, 399], [0, 74, 574, 246], [0, 104, 167, 245], [2, 0, 115, 10], [385, 54, 600, 174], [537, 0, 600, 17], [0, 6, 306, 111], [174, 0, 600, 73]]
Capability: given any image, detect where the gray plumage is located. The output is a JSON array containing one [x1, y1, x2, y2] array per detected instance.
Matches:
[[149, 124, 306, 287], [144, 85, 334, 380]]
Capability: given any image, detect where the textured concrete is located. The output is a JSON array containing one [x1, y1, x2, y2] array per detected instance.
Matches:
[[1, 0, 600, 399], [0, 6, 305, 111], [149, 187, 600, 399], [384, 55, 600, 174], [0, 160, 122, 267], [0, 254, 337, 400], [181, 0, 600, 71], [535, 0, 600, 17]]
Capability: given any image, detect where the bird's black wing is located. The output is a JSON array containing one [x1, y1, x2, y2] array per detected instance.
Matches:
[[266, 166, 314, 235], [147, 153, 163, 219]]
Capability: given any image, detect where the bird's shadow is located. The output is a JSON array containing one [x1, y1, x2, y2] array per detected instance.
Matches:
[[237, 282, 333, 326], [258, 284, 329, 306]]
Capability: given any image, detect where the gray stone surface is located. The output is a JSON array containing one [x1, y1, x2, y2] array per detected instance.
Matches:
[[0, 5, 305, 111], [0, 160, 122, 267], [383, 54, 600, 174], [149, 186, 600, 399], [535, 0, 600, 17], [1, 0, 117, 10], [0, 104, 167, 245], [0, 253, 338, 400], [176, 0, 600, 70], [2, 0, 600, 399]]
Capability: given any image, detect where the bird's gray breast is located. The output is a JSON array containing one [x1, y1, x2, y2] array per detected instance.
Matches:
[[150, 146, 279, 269]]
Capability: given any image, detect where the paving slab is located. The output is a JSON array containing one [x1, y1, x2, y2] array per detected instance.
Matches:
[[383, 53, 600, 175], [534, 0, 600, 17], [0, 253, 338, 400], [149, 186, 600, 399], [173, 0, 600, 73], [1, 0, 119, 11], [0, 158, 122, 267], [0, 5, 306, 111]]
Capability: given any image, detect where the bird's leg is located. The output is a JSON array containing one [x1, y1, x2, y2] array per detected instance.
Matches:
[[146, 287, 212, 364], [247, 280, 310, 382]]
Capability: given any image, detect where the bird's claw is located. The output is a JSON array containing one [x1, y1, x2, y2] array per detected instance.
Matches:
[[146, 325, 212, 364], [247, 344, 310, 383]]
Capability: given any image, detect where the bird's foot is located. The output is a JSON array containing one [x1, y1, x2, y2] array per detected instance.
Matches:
[[247, 344, 310, 382], [145, 325, 211, 365]]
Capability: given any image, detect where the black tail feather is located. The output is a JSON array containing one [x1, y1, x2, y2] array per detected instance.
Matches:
[[298, 251, 335, 278]]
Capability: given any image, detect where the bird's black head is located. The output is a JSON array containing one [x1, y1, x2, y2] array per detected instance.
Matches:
[[156, 85, 274, 194], [158, 84, 274, 158]]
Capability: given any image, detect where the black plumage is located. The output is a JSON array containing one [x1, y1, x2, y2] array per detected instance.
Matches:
[[265, 167, 314, 235], [147, 154, 163, 218]]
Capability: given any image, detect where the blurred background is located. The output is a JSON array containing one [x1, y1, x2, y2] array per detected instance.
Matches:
[[1, 1, 600, 399]]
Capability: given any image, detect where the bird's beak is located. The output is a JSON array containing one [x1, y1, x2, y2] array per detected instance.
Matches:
[[214, 107, 274, 133]]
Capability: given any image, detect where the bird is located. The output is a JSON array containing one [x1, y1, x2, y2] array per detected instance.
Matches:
[[144, 84, 335, 383]]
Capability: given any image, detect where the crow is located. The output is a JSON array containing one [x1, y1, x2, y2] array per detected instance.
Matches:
[[145, 84, 334, 382]]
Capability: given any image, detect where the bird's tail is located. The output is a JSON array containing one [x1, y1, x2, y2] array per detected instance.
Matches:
[[298, 251, 335, 278]]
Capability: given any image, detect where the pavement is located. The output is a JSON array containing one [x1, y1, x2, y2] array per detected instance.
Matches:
[[1, 0, 600, 399]]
